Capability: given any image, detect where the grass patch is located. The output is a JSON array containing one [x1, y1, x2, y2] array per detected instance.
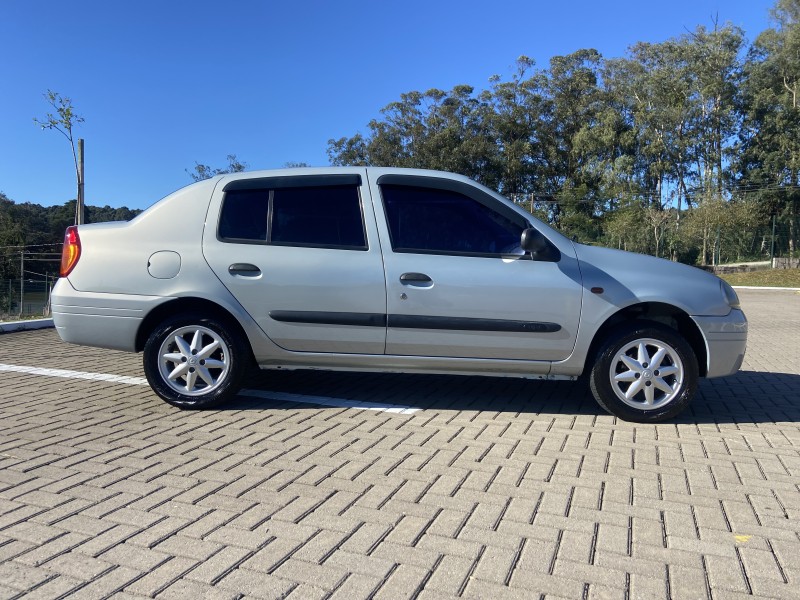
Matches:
[[0, 315, 51, 323], [720, 269, 800, 288]]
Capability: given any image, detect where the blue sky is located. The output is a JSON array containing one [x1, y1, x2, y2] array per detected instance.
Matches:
[[0, 0, 775, 211]]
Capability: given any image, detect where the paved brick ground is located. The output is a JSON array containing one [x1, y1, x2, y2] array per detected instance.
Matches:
[[0, 288, 798, 599]]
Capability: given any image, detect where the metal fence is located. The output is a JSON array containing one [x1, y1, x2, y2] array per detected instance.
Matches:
[[0, 278, 54, 320]]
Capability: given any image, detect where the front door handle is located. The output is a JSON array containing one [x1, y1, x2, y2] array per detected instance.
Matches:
[[400, 272, 433, 286], [229, 263, 261, 276]]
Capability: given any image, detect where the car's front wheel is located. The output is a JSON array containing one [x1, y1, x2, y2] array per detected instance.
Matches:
[[589, 323, 698, 423], [143, 314, 247, 409]]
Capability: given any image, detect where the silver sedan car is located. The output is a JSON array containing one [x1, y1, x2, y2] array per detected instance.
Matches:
[[51, 168, 747, 422]]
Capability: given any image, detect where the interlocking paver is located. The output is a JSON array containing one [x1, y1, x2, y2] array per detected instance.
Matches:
[[241, 537, 304, 573], [373, 563, 435, 599], [98, 543, 172, 572], [157, 578, 241, 600], [14, 531, 88, 567], [184, 545, 254, 585], [73, 523, 140, 558], [21, 575, 84, 600], [0, 289, 799, 598], [271, 557, 348, 590], [214, 567, 295, 599], [0, 559, 56, 591], [326, 572, 383, 599], [152, 534, 224, 561], [123, 555, 198, 596], [41, 549, 116, 580]]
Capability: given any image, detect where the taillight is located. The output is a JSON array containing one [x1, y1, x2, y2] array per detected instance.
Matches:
[[60, 226, 81, 277]]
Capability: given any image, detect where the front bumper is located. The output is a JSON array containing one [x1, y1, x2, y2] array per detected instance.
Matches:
[[692, 309, 748, 378], [51, 278, 170, 352]]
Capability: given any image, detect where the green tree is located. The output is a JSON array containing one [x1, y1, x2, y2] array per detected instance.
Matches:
[[328, 84, 501, 186], [539, 49, 605, 240], [685, 22, 745, 199], [187, 154, 248, 181], [488, 56, 545, 196], [735, 0, 800, 258], [606, 22, 743, 261], [0, 193, 25, 250], [33, 90, 85, 224], [616, 40, 695, 213], [603, 201, 651, 253]]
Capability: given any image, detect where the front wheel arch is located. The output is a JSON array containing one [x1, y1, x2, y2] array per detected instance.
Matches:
[[584, 302, 707, 378]]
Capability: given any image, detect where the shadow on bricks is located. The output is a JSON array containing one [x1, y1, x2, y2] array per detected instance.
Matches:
[[223, 367, 800, 425]]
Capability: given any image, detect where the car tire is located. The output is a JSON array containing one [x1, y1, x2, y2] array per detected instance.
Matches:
[[589, 323, 698, 423], [143, 313, 248, 409]]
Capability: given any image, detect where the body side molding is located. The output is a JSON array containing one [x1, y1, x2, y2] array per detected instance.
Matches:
[[270, 311, 561, 333]]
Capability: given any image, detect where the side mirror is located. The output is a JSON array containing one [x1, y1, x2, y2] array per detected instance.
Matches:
[[520, 227, 547, 254]]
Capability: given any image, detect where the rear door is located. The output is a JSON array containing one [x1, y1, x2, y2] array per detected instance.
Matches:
[[203, 171, 388, 354]]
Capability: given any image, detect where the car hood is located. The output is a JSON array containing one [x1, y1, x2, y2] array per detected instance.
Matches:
[[573, 244, 731, 316]]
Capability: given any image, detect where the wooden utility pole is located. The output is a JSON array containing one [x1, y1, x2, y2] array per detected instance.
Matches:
[[19, 251, 24, 318], [770, 212, 777, 267], [76, 138, 85, 225]]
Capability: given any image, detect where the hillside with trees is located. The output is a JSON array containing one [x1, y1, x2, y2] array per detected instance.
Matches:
[[0, 194, 140, 313]]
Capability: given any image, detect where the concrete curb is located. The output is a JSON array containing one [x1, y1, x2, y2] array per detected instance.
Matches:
[[0, 318, 55, 333], [733, 286, 800, 291]]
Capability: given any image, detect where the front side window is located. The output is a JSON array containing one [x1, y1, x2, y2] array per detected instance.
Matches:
[[381, 184, 525, 256], [219, 184, 366, 250]]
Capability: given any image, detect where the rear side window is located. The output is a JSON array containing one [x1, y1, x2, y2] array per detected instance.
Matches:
[[218, 184, 366, 250], [381, 185, 524, 256], [218, 190, 269, 241], [272, 186, 365, 248]]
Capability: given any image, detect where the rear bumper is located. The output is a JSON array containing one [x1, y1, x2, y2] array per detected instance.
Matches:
[[692, 309, 748, 378], [51, 278, 169, 352]]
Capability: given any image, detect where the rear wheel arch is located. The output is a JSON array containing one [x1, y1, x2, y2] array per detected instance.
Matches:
[[585, 302, 707, 378], [135, 297, 255, 364]]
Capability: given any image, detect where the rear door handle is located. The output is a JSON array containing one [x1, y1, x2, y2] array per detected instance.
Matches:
[[228, 263, 261, 276], [400, 272, 433, 286]]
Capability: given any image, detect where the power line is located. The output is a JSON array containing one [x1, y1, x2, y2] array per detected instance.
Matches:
[[0, 243, 61, 250], [23, 269, 57, 278]]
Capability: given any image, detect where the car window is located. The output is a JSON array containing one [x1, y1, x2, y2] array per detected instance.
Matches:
[[271, 186, 365, 249], [218, 189, 269, 241], [219, 185, 366, 249], [380, 184, 524, 256]]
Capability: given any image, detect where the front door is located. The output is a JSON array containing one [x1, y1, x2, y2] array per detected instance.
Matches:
[[370, 176, 583, 361]]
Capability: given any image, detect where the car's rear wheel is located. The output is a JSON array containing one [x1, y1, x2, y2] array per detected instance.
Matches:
[[143, 314, 247, 409], [589, 323, 698, 423]]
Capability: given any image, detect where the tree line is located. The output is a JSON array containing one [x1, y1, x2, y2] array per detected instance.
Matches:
[[327, 0, 800, 265]]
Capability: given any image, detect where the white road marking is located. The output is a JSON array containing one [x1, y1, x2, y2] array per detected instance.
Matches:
[[0, 362, 421, 414], [0, 362, 149, 386]]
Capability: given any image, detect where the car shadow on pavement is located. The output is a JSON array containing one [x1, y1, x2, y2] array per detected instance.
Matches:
[[686, 370, 800, 425], [226, 368, 800, 425], [233, 369, 601, 416]]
